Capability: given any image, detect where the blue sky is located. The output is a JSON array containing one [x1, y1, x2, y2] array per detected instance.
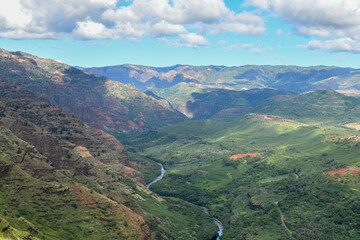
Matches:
[[0, 0, 359, 68]]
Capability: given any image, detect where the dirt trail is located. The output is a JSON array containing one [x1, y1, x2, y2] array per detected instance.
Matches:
[[275, 201, 293, 239]]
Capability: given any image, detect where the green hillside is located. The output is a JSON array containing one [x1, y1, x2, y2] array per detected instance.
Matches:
[[120, 114, 360, 239], [152, 84, 360, 124], [152, 83, 295, 119], [0, 82, 216, 239], [254, 89, 360, 124]]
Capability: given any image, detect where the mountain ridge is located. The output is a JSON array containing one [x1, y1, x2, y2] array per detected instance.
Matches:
[[0, 48, 187, 133], [81, 64, 360, 93]]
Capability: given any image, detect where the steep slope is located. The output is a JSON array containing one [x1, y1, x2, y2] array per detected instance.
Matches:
[[254, 89, 360, 123], [0, 49, 186, 133], [0, 86, 151, 239], [152, 84, 360, 123], [0, 127, 152, 240], [81, 64, 360, 93], [0, 82, 218, 239], [153, 83, 295, 119], [151, 82, 235, 118]]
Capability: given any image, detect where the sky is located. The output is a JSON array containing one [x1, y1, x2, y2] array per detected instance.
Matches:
[[0, 0, 359, 68]]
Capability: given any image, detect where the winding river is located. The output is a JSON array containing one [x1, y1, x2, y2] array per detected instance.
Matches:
[[146, 163, 165, 189], [147, 163, 224, 239], [203, 208, 223, 239]]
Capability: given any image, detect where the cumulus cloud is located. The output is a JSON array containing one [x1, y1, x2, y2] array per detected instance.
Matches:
[[246, 0, 360, 54], [246, 0, 360, 39], [0, 0, 265, 48], [172, 33, 210, 48], [298, 38, 360, 54]]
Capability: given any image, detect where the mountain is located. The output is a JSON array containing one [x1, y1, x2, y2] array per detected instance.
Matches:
[[0, 49, 186, 133], [81, 64, 360, 120], [80, 64, 200, 91], [151, 84, 360, 123], [3, 48, 360, 240], [81, 64, 360, 93], [254, 89, 360, 123], [0, 82, 217, 239], [152, 83, 295, 119], [0, 82, 151, 239]]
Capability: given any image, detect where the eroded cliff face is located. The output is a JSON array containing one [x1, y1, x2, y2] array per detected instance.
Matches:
[[0, 126, 152, 240], [0, 49, 186, 133], [0, 83, 151, 239]]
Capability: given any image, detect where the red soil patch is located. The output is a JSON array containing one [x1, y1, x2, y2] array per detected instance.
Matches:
[[230, 153, 262, 160], [327, 167, 360, 176]]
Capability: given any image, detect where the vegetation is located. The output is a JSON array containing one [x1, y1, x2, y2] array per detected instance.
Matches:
[[120, 114, 360, 239], [2, 48, 360, 239], [0, 80, 216, 239]]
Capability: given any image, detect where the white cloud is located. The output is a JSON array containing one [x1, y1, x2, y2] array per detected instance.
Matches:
[[152, 21, 187, 36], [206, 11, 265, 35], [297, 38, 360, 54], [297, 40, 324, 50], [276, 29, 283, 35], [246, 0, 360, 54], [246, 0, 360, 39], [173, 33, 210, 48], [74, 19, 112, 39], [0, 0, 32, 29], [0, 0, 265, 48]]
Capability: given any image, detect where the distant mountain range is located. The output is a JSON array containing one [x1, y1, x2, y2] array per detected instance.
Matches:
[[81, 64, 360, 121], [81, 64, 360, 92]]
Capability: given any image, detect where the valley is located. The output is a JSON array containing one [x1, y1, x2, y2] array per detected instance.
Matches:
[[2, 0, 360, 239], [122, 114, 360, 239], [0, 48, 360, 239]]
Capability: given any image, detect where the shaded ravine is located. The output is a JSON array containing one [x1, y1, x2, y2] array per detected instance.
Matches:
[[146, 163, 165, 189], [147, 163, 223, 239]]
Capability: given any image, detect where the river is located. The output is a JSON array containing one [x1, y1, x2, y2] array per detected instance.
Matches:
[[147, 163, 224, 239], [214, 219, 223, 239], [146, 163, 165, 189], [203, 208, 223, 239]]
